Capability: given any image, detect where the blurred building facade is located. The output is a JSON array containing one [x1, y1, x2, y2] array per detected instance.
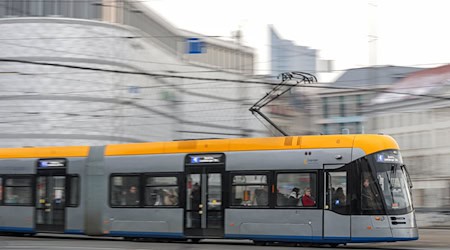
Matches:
[[366, 64, 450, 213], [0, 0, 254, 75], [0, 0, 267, 147], [316, 66, 422, 135], [268, 66, 421, 136], [265, 88, 317, 136], [270, 25, 316, 76], [269, 25, 332, 79]]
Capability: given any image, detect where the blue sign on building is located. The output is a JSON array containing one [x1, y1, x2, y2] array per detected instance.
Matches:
[[186, 38, 205, 54]]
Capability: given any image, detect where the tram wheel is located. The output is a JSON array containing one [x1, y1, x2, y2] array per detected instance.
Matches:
[[299, 242, 313, 247], [254, 240, 267, 246], [329, 243, 340, 248], [190, 238, 201, 243]]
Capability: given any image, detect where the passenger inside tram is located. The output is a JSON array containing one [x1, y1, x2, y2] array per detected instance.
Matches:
[[362, 177, 378, 209], [126, 185, 140, 205], [301, 187, 316, 206], [333, 187, 346, 206], [253, 188, 268, 206]]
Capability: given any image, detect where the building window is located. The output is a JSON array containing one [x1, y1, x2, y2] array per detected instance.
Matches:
[[340, 96, 345, 117], [356, 122, 362, 134], [4, 177, 32, 205], [356, 95, 363, 116], [276, 173, 317, 207], [110, 176, 140, 207], [323, 97, 328, 118], [323, 124, 329, 135], [340, 123, 345, 133], [231, 174, 268, 207], [145, 176, 179, 206]]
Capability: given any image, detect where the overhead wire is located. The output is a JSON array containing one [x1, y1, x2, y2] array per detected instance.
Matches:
[[2, 58, 449, 101], [6, 2, 440, 138]]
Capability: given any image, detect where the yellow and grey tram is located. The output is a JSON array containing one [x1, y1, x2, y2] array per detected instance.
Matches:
[[0, 134, 418, 245]]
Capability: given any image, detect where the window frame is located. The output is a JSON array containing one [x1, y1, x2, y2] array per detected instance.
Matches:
[[109, 174, 142, 208], [2, 175, 34, 206], [274, 170, 319, 209], [229, 171, 271, 208], [144, 173, 181, 208], [109, 173, 182, 208], [326, 169, 351, 215]]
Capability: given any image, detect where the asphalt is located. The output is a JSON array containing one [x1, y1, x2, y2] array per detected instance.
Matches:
[[0, 228, 449, 249]]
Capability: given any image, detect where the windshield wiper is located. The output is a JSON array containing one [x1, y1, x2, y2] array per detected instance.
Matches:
[[387, 165, 397, 206], [401, 164, 413, 189]]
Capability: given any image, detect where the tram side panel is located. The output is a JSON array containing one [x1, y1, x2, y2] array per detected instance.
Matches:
[[224, 150, 331, 241], [65, 157, 87, 234], [103, 154, 184, 238], [0, 159, 35, 234]]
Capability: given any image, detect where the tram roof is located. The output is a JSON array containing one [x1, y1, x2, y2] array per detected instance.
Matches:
[[0, 145, 90, 158], [0, 134, 398, 159], [105, 134, 399, 157]]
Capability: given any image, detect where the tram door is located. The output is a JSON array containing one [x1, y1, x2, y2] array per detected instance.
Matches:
[[35, 159, 67, 233], [323, 168, 351, 241], [185, 154, 225, 237]]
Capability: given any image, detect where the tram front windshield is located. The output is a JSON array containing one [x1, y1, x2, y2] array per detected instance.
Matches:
[[370, 151, 413, 215]]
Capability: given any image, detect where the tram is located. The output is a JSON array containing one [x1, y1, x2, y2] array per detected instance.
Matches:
[[0, 134, 418, 246]]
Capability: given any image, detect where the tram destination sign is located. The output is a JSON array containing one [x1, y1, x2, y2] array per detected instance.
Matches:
[[186, 154, 224, 165], [376, 151, 402, 164], [38, 159, 67, 168]]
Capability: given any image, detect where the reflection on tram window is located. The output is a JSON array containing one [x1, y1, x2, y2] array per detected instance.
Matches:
[[231, 175, 268, 206], [110, 176, 140, 207], [375, 164, 413, 213], [4, 177, 32, 205], [145, 176, 179, 206], [276, 173, 317, 207]]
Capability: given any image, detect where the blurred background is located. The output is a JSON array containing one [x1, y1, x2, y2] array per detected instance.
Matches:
[[0, 0, 449, 228]]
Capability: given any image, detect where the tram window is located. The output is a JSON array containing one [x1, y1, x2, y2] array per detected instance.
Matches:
[[276, 173, 317, 207], [361, 172, 383, 212], [68, 176, 79, 207], [231, 174, 268, 207], [145, 176, 179, 206], [328, 172, 349, 214], [4, 177, 32, 205], [110, 176, 140, 207]]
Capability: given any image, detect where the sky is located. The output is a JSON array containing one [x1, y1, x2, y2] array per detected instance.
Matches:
[[146, 0, 450, 79]]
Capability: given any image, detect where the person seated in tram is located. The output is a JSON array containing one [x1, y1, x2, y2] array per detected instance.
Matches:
[[126, 185, 140, 205], [253, 188, 268, 206], [287, 187, 300, 206], [301, 187, 316, 207], [163, 189, 178, 206], [361, 177, 380, 209], [334, 187, 346, 206]]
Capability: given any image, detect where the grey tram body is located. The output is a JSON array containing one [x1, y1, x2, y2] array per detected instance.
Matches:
[[0, 145, 418, 244]]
